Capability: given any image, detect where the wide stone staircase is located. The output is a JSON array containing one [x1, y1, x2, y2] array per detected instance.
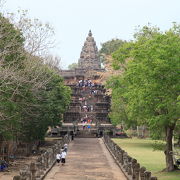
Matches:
[[76, 129, 97, 138], [62, 83, 112, 137]]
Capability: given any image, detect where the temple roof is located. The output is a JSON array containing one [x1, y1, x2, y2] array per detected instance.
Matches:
[[78, 30, 101, 70]]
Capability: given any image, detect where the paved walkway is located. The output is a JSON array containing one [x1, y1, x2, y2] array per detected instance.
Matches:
[[44, 138, 127, 180]]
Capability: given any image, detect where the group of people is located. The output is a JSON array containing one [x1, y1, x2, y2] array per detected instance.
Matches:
[[81, 116, 93, 130], [82, 105, 93, 112], [77, 79, 93, 87], [77, 79, 105, 89], [56, 144, 68, 166]]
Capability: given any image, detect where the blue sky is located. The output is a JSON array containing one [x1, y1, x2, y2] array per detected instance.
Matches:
[[3, 0, 180, 68]]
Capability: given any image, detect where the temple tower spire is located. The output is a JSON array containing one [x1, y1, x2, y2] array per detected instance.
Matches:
[[78, 30, 101, 70]]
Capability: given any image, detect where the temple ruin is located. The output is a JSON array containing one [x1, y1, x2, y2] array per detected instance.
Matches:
[[60, 30, 113, 137]]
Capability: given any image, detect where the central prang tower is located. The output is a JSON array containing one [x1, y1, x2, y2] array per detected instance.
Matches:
[[78, 30, 101, 70], [60, 30, 104, 82]]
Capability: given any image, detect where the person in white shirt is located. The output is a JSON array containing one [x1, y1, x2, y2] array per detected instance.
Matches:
[[64, 144, 68, 153], [56, 153, 61, 165], [61, 150, 67, 165]]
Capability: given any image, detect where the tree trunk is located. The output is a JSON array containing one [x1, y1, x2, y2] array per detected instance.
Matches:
[[164, 125, 175, 171], [137, 126, 140, 137], [177, 135, 180, 146]]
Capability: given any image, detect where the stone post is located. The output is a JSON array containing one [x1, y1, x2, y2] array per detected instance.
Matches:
[[134, 163, 140, 180], [114, 144, 119, 159], [30, 162, 36, 180], [44, 151, 49, 169], [132, 159, 137, 180], [116, 147, 121, 164], [140, 167, 146, 180], [42, 154, 46, 171], [120, 150, 125, 165], [150, 177, 157, 180], [50, 147, 54, 165], [144, 171, 151, 180], [20, 165, 31, 180], [35, 162, 42, 179], [13, 176, 21, 180], [127, 156, 132, 176]]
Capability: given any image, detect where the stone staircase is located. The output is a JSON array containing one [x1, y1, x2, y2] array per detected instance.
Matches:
[[76, 129, 97, 138], [62, 83, 112, 137]]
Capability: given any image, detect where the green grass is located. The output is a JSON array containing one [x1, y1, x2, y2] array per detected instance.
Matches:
[[113, 138, 180, 180]]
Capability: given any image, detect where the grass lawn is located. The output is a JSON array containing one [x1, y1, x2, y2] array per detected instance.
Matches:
[[113, 138, 180, 180]]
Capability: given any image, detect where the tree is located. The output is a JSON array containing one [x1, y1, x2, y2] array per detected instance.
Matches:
[[18, 62, 71, 142], [111, 24, 180, 171], [0, 13, 25, 66], [0, 14, 25, 141], [6, 9, 55, 57], [99, 38, 126, 64], [0, 12, 71, 146], [106, 76, 129, 126], [68, 62, 78, 70]]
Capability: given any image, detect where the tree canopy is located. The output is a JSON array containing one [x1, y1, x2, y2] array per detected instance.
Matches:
[[99, 38, 126, 64], [109, 24, 180, 171], [0, 13, 71, 143], [68, 62, 78, 70]]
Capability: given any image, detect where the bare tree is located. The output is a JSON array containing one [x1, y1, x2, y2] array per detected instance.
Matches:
[[43, 54, 61, 70], [7, 9, 56, 57], [0, 0, 5, 9]]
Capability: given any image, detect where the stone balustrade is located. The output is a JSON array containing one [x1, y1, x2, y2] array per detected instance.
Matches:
[[103, 134, 158, 180], [13, 134, 71, 180]]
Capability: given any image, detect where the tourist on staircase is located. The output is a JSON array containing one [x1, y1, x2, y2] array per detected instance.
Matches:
[[56, 152, 61, 166], [60, 149, 67, 166]]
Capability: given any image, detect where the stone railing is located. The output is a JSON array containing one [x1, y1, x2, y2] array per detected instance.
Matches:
[[103, 134, 158, 180], [13, 135, 71, 180]]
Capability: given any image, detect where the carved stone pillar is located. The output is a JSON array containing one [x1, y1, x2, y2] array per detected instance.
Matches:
[[13, 176, 21, 180], [150, 177, 157, 180], [20, 165, 31, 180], [140, 167, 146, 180], [127, 156, 132, 175], [30, 162, 36, 180], [134, 163, 140, 180], [144, 171, 151, 180], [132, 159, 137, 180]]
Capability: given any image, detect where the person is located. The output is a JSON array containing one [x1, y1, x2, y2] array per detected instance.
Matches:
[[56, 152, 61, 165], [0, 160, 8, 171], [64, 144, 68, 153], [90, 105, 93, 112], [82, 121, 86, 130], [87, 124, 91, 131], [61, 150, 67, 165]]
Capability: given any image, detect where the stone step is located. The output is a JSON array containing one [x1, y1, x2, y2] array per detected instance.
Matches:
[[76, 130, 97, 138]]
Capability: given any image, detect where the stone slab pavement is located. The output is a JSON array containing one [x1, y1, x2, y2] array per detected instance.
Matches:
[[44, 138, 127, 180]]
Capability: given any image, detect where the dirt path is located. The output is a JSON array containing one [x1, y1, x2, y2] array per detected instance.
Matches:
[[44, 138, 127, 180]]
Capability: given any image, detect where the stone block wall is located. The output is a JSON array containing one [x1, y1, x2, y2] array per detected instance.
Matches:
[[13, 135, 71, 180], [103, 134, 158, 180]]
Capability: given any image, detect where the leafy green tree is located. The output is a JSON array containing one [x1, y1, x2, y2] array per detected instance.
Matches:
[[111, 24, 180, 171], [99, 39, 126, 63], [107, 76, 129, 126], [18, 63, 71, 142], [0, 14, 25, 141], [99, 38, 126, 55], [0, 13, 71, 147], [68, 62, 78, 70], [0, 13, 25, 66]]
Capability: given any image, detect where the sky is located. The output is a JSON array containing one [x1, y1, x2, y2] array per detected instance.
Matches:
[[3, 0, 180, 69]]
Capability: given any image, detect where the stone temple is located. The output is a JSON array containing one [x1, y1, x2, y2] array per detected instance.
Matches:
[[59, 30, 113, 137]]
